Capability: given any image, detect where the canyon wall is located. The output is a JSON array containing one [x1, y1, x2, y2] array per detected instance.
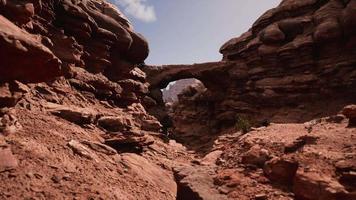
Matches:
[[145, 0, 356, 144], [0, 0, 151, 106], [0, 1, 180, 199]]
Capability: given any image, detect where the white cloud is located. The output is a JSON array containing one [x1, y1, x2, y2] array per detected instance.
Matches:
[[114, 0, 156, 23]]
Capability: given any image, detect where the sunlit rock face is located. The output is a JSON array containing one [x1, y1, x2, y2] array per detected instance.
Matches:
[[144, 0, 356, 146], [217, 0, 356, 124], [0, 0, 149, 83]]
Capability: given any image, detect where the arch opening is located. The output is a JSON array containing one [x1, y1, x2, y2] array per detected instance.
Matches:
[[161, 78, 206, 104]]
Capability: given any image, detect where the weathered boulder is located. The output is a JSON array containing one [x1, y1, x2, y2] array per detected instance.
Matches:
[[120, 153, 177, 199], [241, 145, 270, 167], [263, 157, 299, 184], [342, 105, 356, 126], [0, 112, 22, 136], [68, 139, 98, 161], [0, 147, 18, 172], [98, 116, 134, 132], [50, 106, 96, 125], [293, 171, 352, 200], [174, 165, 228, 200], [0, 15, 61, 83]]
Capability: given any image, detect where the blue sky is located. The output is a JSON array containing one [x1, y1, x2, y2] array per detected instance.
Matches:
[[110, 0, 281, 65]]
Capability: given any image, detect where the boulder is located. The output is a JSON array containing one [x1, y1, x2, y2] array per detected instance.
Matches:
[[174, 165, 228, 200], [98, 116, 135, 132], [200, 150, 223, 166], [260, 24, 285, 44], [0, 147, 18, 172], [104, 133, 154, 153], [125, 32, 149, 63], [68, 140, 97, 161], [342, 105, 356, 126], [120, 153, 177, 198], [0, 112, 22, 136], [0, 83, 22, 108], [82, 140, 117, 156], [241, 145, 270, 167], [141, 119, 162, 132], [263, 157, 299, 184], [0, 15, 61, 83], [293, 171, 352, 200], [50, 107, 96, 125]]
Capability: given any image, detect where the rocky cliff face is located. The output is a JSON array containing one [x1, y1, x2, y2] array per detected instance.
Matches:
[[0, 0, 148, 90], [145, 0, 356, 143], [0, 1, 180, 199], [218, 0, 356, 124], [1, 0, 356, 199]]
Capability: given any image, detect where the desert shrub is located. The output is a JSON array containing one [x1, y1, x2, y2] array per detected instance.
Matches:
[[235, 115, 251, 134]]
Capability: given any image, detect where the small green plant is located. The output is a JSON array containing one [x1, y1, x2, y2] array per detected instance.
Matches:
[[235, 114, 251, 134]]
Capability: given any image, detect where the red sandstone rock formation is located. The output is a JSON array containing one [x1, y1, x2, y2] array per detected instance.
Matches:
[[0, 0, 355, 200], [0, 1, 177, 199], [145, 0, 356, 140]]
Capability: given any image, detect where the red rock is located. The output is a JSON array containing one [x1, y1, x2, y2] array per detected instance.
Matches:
[[125, 32, 149, 63], [121, 153, 177, 198], [0, 15, 61, 83], [98, 116, 134, 132], [341, 1, 356, 35], [263, 157, 299, 184], [342, 105, 356, 126], [293, 171, 351, 200], [50, 106, 96, 125], [314, 19, 342, 42], [141, 119, 162, 132], [0, 147, 18, 172], [145, 0, 356, 147], [260, 24, 285, 44], [241, 145, 270, 167]]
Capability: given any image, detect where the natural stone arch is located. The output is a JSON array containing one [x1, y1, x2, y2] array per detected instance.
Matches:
[[143, 61, 236, 90]]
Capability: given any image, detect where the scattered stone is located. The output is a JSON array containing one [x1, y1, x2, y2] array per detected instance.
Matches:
[[141, 119, 162, 132], [98, 116, 134, 132], [68, 140, 96, 160], [200, 150, 223, 166], [342, 105, 356, 127], [0, 113, 22, 136], [0, 83, 25, 108], [0, 147, 18, 172], [51, 107, 96, 125], [335, 160, 356, 172], [12, 81, 30, 94], [51, 175, 61, 184], [255, 193, 268, 200], [82, 140, 117, 155], [241, 145, 270, 167], [263, 157, 299, 184], [174, 165, 228, 200], [120, 153, 177, 198], [293, 171, 351, 200], [325, 115, 345, 123], [104, 134, 153, 153]]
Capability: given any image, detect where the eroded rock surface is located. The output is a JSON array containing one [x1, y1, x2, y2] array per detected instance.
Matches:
[[0, 1, 172, 199], [0, 0, 356, 200], [145, 0, 356, 153]]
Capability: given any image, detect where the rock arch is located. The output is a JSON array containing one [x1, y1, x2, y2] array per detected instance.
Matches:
[[143, 61, 236, 90]]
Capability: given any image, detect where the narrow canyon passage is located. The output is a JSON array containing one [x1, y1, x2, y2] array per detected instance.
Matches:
[[1, 0, 356, 199]]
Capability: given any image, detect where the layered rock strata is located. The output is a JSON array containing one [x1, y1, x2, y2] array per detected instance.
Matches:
[[145, 0, 356, 142]]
